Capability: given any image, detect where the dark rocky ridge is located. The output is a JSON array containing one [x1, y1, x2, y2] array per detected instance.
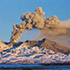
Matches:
[[24, 38, 70, 55], [0, 38, 70, 55]]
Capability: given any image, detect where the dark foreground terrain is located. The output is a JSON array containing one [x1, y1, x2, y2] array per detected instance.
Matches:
[[0, 63, 70, 70]]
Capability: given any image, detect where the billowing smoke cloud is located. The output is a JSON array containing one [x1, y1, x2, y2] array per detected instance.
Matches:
[[10, 7, 70, 44], [35, 19, 70, 47]]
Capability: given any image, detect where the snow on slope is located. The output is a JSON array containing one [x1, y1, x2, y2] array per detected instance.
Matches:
[[0, 42, 11, 53], [0, 44, 70, 64]]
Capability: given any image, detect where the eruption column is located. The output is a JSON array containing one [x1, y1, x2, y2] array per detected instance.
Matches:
[[10, 7, 69, 44]]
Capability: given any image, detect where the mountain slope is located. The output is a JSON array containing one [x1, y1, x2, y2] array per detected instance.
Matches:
[[0, 45, 70, 64], [0, 41, 10, 53], [24, 38, 70, 54]]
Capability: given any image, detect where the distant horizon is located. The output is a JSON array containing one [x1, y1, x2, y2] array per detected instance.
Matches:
[[0, 0, 70, 42]]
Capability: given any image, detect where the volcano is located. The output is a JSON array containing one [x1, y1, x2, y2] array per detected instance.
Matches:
[[0, 7, 70, 64]]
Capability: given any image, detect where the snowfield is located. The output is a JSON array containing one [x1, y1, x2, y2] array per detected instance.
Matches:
[[0, 44, 70, 64]]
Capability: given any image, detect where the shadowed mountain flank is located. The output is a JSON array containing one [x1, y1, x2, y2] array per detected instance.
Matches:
[[21, 38, 70, 55]]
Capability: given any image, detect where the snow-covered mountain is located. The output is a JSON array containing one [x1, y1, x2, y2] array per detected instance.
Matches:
[[0, 43, 70, 64], [0, 41, 11, 53]]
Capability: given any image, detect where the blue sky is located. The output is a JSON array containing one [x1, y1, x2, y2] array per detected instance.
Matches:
[[0, 0, 70, 42]]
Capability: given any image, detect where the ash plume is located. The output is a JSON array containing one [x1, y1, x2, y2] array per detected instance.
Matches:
[[10, 7, 70, 43], [37, 19, 70, 38]]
